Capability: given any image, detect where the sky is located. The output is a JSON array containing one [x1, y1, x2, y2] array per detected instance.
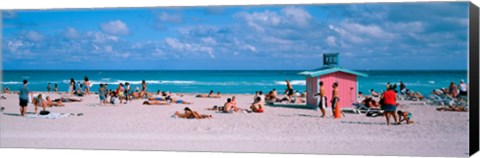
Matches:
[[1, 2, 470, 70]]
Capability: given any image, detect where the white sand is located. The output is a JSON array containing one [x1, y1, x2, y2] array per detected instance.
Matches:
[[0, 92, 469, 157]]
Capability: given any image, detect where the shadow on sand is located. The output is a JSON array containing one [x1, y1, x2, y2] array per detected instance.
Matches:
[[340, 121, 387, 126], [266, 103, 313, 110], [2, 112, 35, 117]]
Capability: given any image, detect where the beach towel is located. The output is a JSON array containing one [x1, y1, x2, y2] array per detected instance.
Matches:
[[26, 112, 75, 119]]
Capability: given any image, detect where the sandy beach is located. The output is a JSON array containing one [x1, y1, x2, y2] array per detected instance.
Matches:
[[0, 92, 469, 157]]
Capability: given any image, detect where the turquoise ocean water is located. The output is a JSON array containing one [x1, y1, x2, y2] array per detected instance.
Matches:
[[1, 70, 467, 95]]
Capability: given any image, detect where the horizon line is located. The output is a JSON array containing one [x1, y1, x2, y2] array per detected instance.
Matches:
[[1, 69, 469, 71]]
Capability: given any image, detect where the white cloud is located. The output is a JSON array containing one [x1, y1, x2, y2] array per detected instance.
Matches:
[[25, 31, 43, 42], [326, 36, 336, 46], [201, 37, 216, 45], [158, 12, 183, 23], [64, 27, 80, 39], [282, 7, 312, 27], [100, 20, 129, 35], [164, 37, 215, 58], [86, 31, 119, 43]]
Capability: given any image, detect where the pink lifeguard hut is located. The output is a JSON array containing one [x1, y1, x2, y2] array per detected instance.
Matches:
[[299, 53, 368, 109]]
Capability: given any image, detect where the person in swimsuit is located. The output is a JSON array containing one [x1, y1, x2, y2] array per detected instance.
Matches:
[[397, 110, 414, 124], [449, 81, 458, 98], [140, 80, 147, 98], [458, 80, 468, 96], [250, 96, 264, 113], [53, 97, 83, 102], [331, 82, 341, 118], [84, 76, 91, 95], [124, 82, 131, 103], [382, 85, 398, 126], [171, 98, 192, 104], [45, 96, 64, 107], [32, 94, 47, 114], [285, 80, 294, 102], [174, 107, 212, 119], [142, 100, 169, 105], [69, 78, 76, 96], [116, 83, 125, 104], [54, 84, 58, 93], [314, 81, 327, 118]]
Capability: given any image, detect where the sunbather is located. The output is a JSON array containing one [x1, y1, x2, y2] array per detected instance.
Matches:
[[370, 89, 379, 97], [250, 97, 264, 113], [174, 107, 212, 119], [196, 90, 221, 98], [436, 105, 468, 112], [45, 96, 64, 107], [143, 100, 170, 105], [170, 98, 192, 104], [53, 97, 83, 103], [397, 110, 414, 124]]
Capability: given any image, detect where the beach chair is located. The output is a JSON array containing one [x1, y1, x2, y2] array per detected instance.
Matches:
[[344, 103, 383, 115]]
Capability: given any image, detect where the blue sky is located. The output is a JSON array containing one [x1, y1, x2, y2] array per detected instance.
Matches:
[[2, 2, 469, 70]]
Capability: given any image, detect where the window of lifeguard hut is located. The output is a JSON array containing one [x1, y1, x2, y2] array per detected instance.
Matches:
[[323, 53, 339, 68]]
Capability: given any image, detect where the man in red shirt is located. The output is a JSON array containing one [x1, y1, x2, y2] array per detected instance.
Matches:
[[382, 84, 398, 126]]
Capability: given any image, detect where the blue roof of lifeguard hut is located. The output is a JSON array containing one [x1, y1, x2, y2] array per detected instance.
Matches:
[[298, 53, 368, 77], [298, 67, 368, 77]]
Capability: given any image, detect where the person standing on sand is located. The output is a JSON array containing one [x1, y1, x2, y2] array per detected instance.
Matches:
[[54, 84, 58, 93], [314, 81, 327, 118], [400, 81, 406, 95], [381, 85, 398, 126], [99, 84, 107, 105], [124, 82, 131, 103], [84, 76, 91, 95], [448, 81, 458, 98], [331, 82, 341, 118], [285, 80, 294, 102], [116, 83, 125, 104], [140, 80, 147, 98], [18, 80, 31, 116], [47, 83, 52, 92], [458, 80, 468, 96], [69, 78, 76, 96]]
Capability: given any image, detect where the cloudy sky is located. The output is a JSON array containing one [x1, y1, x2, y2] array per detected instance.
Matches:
[[2, 2, 469, 70]]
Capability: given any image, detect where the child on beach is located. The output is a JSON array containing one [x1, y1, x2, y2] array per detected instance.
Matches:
[[397, 110, 414, 124]]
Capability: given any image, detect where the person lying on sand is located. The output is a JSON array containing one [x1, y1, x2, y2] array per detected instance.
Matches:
[[250, 97, 264, 113], [170, 98, 192, 104], [53, 97, 83, 103], [45, 96, 64, 107], [436, 106, 468, 112], [397, 110, 414, 124], [142, 100, 170, 105], [196, 90, 221, 98], [173, 107, 212, 119]]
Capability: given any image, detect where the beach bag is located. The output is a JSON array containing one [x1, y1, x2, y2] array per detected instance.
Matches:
[[39, 110, 50, 115]]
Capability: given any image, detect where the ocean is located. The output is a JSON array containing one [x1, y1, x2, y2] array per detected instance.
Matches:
[[1, 70, 468, 95]]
